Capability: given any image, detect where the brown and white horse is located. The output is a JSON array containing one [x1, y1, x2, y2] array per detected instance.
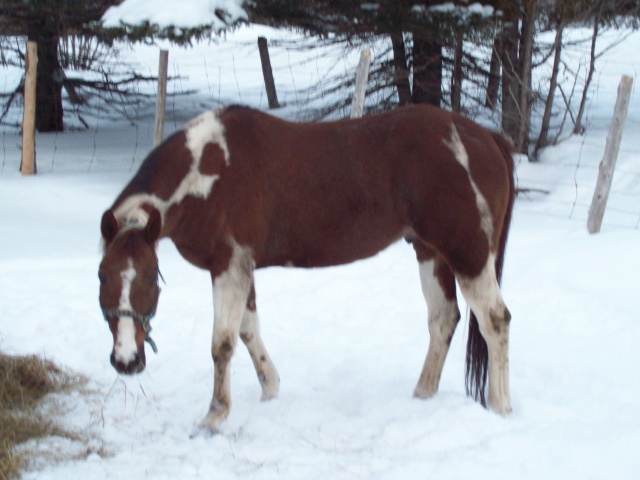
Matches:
[[98, 104, 515, 431]]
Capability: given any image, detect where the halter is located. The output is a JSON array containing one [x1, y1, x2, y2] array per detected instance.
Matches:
[[101, 284, 162, 354], [101, 219, 165, 354]]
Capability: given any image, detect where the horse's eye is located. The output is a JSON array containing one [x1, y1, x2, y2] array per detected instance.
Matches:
[[148, 275, 158, 287], [98, 272, 106, 284]]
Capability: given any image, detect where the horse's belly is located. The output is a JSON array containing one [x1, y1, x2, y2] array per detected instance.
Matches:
[[260, 216, 406, 269]]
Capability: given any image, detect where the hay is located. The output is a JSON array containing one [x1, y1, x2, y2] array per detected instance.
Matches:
[[0, 353, 87, 480]]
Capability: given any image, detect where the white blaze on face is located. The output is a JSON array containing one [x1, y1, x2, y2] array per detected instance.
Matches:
[[114, 259, 138, 364]]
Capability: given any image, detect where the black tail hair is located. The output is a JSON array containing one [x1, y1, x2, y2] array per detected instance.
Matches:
[[464, 133, 516, 407]]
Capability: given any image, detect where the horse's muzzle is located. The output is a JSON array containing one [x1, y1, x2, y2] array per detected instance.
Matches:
[[110, 351, 146, 375]]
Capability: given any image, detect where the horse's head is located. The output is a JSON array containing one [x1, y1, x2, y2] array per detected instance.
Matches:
[[99, 209, 162, 375]]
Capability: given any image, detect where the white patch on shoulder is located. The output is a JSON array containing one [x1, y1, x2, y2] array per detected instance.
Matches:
[[110, 110, 231, 235], [169, 163, 218, 204], [444, 124, 494, 242], [165, 110, 230, 203], [185, 110, 230, 165], [114, 259, 138, 364]]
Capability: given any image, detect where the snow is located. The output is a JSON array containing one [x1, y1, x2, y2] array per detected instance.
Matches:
[[413, 2, 494, 18], [102, 0, 247, 32], [1, 24, 640, 480]]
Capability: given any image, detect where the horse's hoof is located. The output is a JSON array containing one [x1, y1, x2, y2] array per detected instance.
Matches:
[[189, 424, 220, 439], [199, 403, 229, 432], [413, 385, 437, 400], [260, 380, 280, 401], [489, 399, 512, 416], [498, 404, 513, 416]]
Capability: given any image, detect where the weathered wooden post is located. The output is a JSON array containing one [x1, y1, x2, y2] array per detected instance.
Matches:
[[154, 49, 169, 147], [21, 41, 37, 175], [587, 75, 633, 234], [257, 37, 279, 109], [350, 49, 371, 119]]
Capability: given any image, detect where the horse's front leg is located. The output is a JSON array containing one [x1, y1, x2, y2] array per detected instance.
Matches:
[[413, 256, 461, 399], [201, 246, 254, 432]]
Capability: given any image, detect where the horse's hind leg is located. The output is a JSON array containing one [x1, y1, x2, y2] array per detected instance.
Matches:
[[413, 243, 461, 399], [457, 256, 512, 414], [240, 283, 280, 401]]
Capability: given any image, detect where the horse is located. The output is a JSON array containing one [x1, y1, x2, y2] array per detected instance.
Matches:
[[98, 104, 515, 431]]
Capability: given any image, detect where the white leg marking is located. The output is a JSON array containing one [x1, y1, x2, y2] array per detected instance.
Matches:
[[202, 241, 254, 431], [240, 308, 280, 401], [457, 255, 511, 414], [212, 243, 254, 334], [458, 254, 502, 312], [114, 259, 138, 364], [414, 260, 460, 399], [444, 124, 494, 241]]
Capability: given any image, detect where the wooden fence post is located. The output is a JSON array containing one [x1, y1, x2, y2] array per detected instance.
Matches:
[[587, 75, 633, 234], [350, 50, 371, 119], [21, 41, 37, 175], [154, 50, 169, 147], [257, 37, 279, 109]]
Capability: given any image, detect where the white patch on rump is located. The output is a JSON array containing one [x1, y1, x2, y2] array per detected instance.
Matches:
[[444, 124, 494, 242], [114, 259, 138, 364]]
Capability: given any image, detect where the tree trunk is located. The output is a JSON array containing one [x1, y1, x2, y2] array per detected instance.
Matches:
[[411, 33, 442, 106], [516, 0, 539, 154], [534, 21, 565, 159], [390, 33, 411, 106], [501, 7, 520, 147], [486, 33, 501, 110], [28, 22, 64, 132], [451, 30, 464, 112], [574, 12, 601, 134]]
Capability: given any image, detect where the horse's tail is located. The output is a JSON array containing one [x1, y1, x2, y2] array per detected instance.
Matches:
[[465, 132, 516, 407]]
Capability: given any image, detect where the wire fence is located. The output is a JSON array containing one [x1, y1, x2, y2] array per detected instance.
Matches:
[[1, 31, 639, 231]]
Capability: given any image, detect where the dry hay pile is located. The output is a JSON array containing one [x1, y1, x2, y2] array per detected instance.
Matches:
[[0, 353, 86, 480]]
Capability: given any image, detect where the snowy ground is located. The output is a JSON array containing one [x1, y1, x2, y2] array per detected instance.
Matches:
[[1, 25, 640, 479]]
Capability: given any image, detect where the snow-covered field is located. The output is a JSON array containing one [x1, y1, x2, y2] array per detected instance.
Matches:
[[1, 25, 639, 479]]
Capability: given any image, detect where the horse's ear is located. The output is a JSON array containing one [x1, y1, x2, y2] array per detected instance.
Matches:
[[101, 210, 119, 244], [144, 209, 162, 244]]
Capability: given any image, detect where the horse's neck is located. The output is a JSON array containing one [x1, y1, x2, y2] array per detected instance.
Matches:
[[113, 117, 225, 238], [113, 193, 164, 230]]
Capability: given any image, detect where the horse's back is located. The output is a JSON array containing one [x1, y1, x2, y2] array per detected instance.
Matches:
[[117, 105, 514, 274], [212, 106, 512, 272], [217, 107, 413, 266]]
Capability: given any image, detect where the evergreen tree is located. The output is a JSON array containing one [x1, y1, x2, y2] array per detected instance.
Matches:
[[248, 1, 501, 108], [0, 1, 120, 131]]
